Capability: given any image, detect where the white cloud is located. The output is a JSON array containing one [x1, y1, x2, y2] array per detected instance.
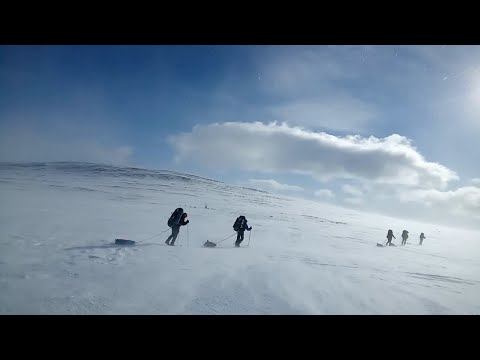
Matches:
[[342, 184, 364, 197], [169, 122, 458, 190], [471, 178, 480, 187], [396, 186, 480, 219], [247, 179, 304, 192], [344, 197, 363, 205], [342, 183, 365, 206], [314, 189, 335, 199]]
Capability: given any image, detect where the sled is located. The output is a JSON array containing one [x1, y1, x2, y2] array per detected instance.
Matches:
[[115, 239, 136, 245]]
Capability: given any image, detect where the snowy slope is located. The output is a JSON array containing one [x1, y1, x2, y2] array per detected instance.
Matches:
[[0, 162, 479, 314]]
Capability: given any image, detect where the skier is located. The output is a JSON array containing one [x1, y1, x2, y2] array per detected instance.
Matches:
[[419, 232, 426, 245], [401, 230, 409, 245], [233, 215, 252, 247], [386, 229, 396, 246], [165, 209, 189, 246]]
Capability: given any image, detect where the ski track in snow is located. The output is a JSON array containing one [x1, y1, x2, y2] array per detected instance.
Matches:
[[0, 162, 479, 314]]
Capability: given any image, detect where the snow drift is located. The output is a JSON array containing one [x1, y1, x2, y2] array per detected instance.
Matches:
[[0, 162, 479, 314]]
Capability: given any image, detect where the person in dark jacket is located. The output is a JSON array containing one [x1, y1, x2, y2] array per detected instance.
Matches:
[[165, 212, 189, 246], [386, 229, 396, 246], [234, 216, 252, 247], [401, 230, 409, 245], [419, 232, 426, 245]]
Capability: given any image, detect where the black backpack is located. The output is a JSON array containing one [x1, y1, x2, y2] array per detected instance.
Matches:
[[168, 208, 184, 228], [233, 216, 246, 231]]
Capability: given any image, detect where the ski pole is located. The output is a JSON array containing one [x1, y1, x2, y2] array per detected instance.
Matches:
[[187, 223, 189, 248]]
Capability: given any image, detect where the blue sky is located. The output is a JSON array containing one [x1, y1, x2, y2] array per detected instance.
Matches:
[[1, 45, 479, 228]]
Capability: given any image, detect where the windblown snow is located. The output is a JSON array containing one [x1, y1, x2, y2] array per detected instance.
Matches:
[[0, 162, 479, 314]]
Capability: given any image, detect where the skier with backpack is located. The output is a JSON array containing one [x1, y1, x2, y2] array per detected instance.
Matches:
[[386, 229, 396, 246], [233, 215, 252, 247], [165, 208, 189, 246], [419, 232, 426, 245], [401, 230, 409, 245]]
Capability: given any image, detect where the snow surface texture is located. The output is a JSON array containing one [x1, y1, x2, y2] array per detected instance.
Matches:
[[0, 162, 479, 314]]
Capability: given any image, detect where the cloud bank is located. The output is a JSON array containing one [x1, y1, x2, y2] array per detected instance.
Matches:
[[169, 121, 458, 190]]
